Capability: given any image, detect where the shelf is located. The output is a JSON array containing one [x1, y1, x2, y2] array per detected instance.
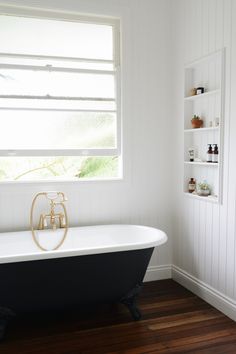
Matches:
[[183, 50, 224, 205], [184, 127, 219, 133], [184, 161, 219, 167], [184, 192, 218, 203], [184, 89, 221, 101]]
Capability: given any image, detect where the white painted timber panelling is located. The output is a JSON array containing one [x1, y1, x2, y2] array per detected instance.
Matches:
[[172, 0, 236, 305]]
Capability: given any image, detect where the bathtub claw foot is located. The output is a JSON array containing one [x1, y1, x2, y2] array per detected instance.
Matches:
[[0, 307, 15, 341], [121, 284, 142, 321], [126, 302, 141, 321]]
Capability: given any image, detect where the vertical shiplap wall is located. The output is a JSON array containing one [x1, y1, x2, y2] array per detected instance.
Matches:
[[172, 0, 236, 301]]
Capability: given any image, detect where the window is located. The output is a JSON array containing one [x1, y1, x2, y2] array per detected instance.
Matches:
[[0, 13, 121, 181]]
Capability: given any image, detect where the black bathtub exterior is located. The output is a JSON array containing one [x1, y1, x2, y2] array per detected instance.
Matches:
[[0, 247, 154, 339]]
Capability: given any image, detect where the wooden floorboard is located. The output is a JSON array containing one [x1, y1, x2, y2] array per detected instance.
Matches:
[[1, 279, 236, 353]]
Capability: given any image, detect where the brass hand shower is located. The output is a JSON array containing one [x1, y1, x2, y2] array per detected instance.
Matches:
[[30, 191, 68, 251]]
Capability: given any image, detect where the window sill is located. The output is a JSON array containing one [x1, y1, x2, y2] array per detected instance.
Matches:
[[0, 177, 124, 185]]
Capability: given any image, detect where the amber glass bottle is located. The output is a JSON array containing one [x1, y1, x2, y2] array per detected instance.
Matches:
[[188, 178, 196, 193], [207, 144, 213, 162], [212, 144, 218, 163]]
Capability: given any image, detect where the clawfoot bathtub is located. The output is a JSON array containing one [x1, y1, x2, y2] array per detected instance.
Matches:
[[0, 224, 167, 339]]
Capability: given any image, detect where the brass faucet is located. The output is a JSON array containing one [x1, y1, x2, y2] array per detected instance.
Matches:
[[37, 192, 67, 231], [30, 191, 69, 251]]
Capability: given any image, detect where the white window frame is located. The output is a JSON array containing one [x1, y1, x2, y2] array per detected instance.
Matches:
[[0, 5, 121, 160]]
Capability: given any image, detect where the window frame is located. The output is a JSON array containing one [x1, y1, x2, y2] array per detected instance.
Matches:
[[0, 6, 121, 162]]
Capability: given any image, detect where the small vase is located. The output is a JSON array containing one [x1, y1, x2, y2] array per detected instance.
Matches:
[[198, 189, 210, 196], [191, 119, 203, 129]]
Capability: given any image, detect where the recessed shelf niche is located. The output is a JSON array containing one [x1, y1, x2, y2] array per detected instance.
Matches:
[[183, 49, 225, 203]]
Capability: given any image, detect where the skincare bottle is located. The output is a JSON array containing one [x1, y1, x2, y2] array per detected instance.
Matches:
[[212, 144, 219, 163], [188, 178, 196, 193], [188, 148, 195, 162], [207, 144, 213, 163], [214, 117, 220, 127]]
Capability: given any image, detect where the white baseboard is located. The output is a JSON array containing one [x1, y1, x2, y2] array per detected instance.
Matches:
[[172, 264, 236, 322], [144, 264, 172, 282]]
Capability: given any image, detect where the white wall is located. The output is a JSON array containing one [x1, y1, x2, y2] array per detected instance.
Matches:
[[171, 0, 236, 318], [0, 0, 172, 271]]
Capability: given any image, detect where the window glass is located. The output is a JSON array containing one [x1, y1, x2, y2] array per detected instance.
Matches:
[[0, 15, 113, 59], [0, 156, 118, 181], [0, 112, 116, 150], [0, 70, 115, 98]]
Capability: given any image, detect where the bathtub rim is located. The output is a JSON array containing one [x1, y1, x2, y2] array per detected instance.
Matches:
[[0, 224, 167, 264]]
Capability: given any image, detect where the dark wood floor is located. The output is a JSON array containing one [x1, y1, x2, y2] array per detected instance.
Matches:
[[1, 279, 236, 353]]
